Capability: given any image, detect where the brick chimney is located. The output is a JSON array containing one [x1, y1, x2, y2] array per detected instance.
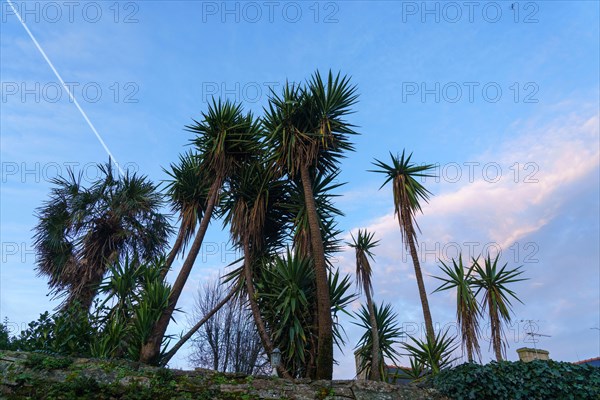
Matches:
[[354, 349, 367, 380]]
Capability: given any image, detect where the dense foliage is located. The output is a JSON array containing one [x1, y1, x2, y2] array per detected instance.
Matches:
[[1, 307, 93, 357], [33, 164, 170, 311], [254, 250, 355, 378], [0, 321, 11, 350], [432, 360, 600, 400], [353, 302, 402, 380], [0, 257, 172, 361]]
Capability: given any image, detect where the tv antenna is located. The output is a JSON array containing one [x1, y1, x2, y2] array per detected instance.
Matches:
[[521, 319, 551, 352]]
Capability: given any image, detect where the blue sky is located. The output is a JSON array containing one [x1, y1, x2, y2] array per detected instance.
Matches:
[[1, 0, 599, 378]]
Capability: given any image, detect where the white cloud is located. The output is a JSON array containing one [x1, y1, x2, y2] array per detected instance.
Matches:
[[331, 111, 600, 377], [359, 113, 599, 263]]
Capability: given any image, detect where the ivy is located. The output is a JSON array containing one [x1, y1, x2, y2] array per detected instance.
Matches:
[[432, 360, 600, 400]]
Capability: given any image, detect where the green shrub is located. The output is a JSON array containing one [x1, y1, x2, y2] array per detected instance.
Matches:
[[12, 305, 94, 357], [46, 375, 103, 399], [0, 318, 14, 350], [23, 353, 73, 370], [432, 360, 600, 400]]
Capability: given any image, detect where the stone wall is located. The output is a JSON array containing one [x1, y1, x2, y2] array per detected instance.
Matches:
[[0, 350, 447, 399]]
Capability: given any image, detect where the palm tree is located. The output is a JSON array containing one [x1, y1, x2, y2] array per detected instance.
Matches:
[[276, 170, 343, 378], [257, 249, 355, 378], [403, 329, 458, 377], [472, 254, 527, 361], [33, 163, 170, 311], [354, 302, 402, 381], [432, 254, 481, 363], [222, 159, 293, 378], [264, 71, 358, 379], [370, 151, 436, 341], [158, 150, 238, 365], [348, 229, 382, 380], [162, 150, 209, 275], [140, 99, 262, 364]]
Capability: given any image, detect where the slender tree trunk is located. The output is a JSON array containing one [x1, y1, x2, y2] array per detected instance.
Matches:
[[365, 289, 381, 381], [466, 310, 480, 363], [243, 239, 292, 380], [489, 297, 503, 361], [139, 180, 221, 364], [161, 225, 186, 280], [300, 164, 334, 380], [160, 286, 237, 366], [403, 217, 435, 342], [466, 328, 473, 362], [223, 317, 231, 371]]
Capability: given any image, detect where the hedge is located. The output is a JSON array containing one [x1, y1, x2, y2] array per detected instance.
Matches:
[[432, 360, 600, 400]]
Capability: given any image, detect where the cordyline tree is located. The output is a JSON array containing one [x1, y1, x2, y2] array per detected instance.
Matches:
[[432, 254, 482, 363], [348, 229, 382, 380], [161, 150, 209, 275], [33, 71, 360, 376], [256, 169, 344, 378], [255, 249, 355, 378], [221, 159, 294, 378], [219, 100, 353, 379], [287, 170, 345, 262], [156, 149, 238, 366], [472, 254, 526, 361], [371, 151, 436, 342], [92, 255, 172, 361], [139, 99, 262, 364], [33, 163, 171, 312], [263, 71, 358, 379], [354, 302, 403, 381]]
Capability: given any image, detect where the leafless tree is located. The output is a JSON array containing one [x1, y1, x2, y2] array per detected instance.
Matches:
[[188, 277, 269, 375]]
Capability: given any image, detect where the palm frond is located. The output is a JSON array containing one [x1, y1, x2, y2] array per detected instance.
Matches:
[[353, 302, 403, 380], [432, 255, 482, 362], [163, 150, 210, 252], [369, 151, 435, 246], [33, 162, 171, 309], [347, 229, 379, 296], [187, 98, 263, 184], [264, 70, 359, 177]]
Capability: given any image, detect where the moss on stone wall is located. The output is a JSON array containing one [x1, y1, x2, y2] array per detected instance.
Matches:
[[0, 350, 444, 400]]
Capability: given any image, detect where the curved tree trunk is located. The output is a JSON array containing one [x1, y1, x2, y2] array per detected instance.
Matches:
[[300, 164, 334, 380], [139, 180, 221, 364], [365, 289, 381, 381], [160, 286, 237, 366], [243, 239, 292, 380], [403, 216, 435, 342]]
